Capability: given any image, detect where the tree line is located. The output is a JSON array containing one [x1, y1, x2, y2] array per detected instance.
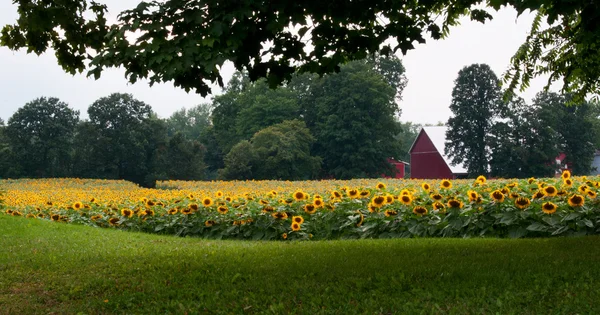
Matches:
[[0, 55, 415, 186], [3, 58, 596, 185], [446, 64, 600, 178]]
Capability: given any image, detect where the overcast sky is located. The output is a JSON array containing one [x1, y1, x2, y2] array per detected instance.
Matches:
[[0, 2, 556, 124]]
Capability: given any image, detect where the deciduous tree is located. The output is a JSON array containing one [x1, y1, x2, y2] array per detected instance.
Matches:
[[6, 97, 79, 177], [445, 64, 503, 177], [3, 1, 596, 100]]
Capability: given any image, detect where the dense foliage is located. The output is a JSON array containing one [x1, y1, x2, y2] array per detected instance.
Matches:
[[0, 55, 410, 183], [2, 1, 598, 101], [446, 64, 504, 177], [446, 64, 600, 178], [4, 173, 600, 240]]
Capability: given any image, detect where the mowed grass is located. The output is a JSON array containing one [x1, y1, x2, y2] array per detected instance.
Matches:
[[1, 215, 599, 314]]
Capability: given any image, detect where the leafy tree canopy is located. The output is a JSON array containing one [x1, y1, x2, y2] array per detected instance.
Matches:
[[6, 97, 79, 177], [2, 1, 597, 100], [220, 120, 320, 180], [445, 63, 503, 177]]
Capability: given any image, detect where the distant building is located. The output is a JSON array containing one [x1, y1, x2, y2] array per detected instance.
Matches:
[[589, 150, 600, 176], [409, 126, 467, 179], [382, 158, 409, 179]]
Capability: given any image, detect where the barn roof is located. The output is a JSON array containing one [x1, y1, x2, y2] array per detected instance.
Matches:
[[410, 126, 468, 175]]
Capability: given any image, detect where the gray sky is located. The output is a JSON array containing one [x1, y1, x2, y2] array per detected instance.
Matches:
[[0, 2, 556, 124]]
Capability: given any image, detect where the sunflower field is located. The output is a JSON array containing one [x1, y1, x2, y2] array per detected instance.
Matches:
[[2, 171, 600, 240]]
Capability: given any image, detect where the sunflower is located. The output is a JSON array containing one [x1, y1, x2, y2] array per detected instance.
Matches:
[[216, 191, 224, 198], [12, 211, 22, 216], [217, 206, 229, 214], [563, 178, 573, 187], [292, 216, 304, 224], [432, 202, 445, 211], [490, 190, 505, 203], [440, 180, 452, 189], [384, 209, 398, 217], [528, 177, 536, 184], [121, 208, 133, 218], [51, 214, 60, 221], [37, 213, 46, 219], [568, 194, 585, 207], [90, 215, 102, 221], [532, 191, 545, 200], [304, 204, 317, 214], [413, 206, 428, 216], [359, 191, 370, 198], [331, 191, 342, 199], [541, 202, 558, 214], [146, 200, 155, 207], [398, 189, 410, 196], [356, 211, 365, 227], [376, 182, 387, 190], [368, 203, 379, 213], [421, 183, 431, 191], [514, 197, 531, 210], [262, 206, 275, 213], [272, 212, 288, 220], [284, 198, 294, 205], [291, 222, 301, 231], [447, 199, 464, 209], [181, 208, 192, 215], [225, 197, 233, 202], [543, 185, 557, 197], [143, 209, 155, 216], [73, 202, 83, 210], [282, 233, 288, 240], [168, 208, 178, 215], [347, 189, 359, 199], [430, 193, 443, 201], [205, 220, 216, 227], [385, 195, 394, 204], [399, 195, 413, 205], [259, 199, 270, 205], [476, 175, 487, 184], [202, 197, 214, 207], [578, 185, 589, 194], [313, 198, 324, 208], [108, 217, 120, 225], [293, 191, 306, 201], [561, 170, 571, 179], [26, 213, 36, 219], [557, 190, 567, 197], [5, 209, 13, 215], [371, 196, 386, 208], [587, 190, 597, 199], [467, 190, 479, 202]]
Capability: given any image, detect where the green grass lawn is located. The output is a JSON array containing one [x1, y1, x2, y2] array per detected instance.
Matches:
[[1, 215, 600, 314]]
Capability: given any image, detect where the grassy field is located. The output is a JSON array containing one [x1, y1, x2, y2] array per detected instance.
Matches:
[[1, 214, 600, 314]]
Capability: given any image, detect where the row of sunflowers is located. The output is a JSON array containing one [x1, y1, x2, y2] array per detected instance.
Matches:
[[2, 172, 600, 240]]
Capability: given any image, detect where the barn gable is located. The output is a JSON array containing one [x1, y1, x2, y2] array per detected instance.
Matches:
[[409, 126, 467, 179]]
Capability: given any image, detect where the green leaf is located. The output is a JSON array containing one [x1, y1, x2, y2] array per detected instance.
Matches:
[[526, 222, 548, 232]]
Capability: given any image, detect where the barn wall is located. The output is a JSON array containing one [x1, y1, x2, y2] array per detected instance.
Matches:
[[410, 152, 454, 179], [411, 131, 436, 153], [409, 131, 454, 179]]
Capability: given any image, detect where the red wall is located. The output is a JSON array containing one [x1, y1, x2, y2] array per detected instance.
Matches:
[[383, 159, 406, 178], [410, 130, 454, 179]]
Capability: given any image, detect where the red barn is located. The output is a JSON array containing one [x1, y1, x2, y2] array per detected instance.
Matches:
[[383, 158, 409, 178], [409, 126, 467, 179]]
